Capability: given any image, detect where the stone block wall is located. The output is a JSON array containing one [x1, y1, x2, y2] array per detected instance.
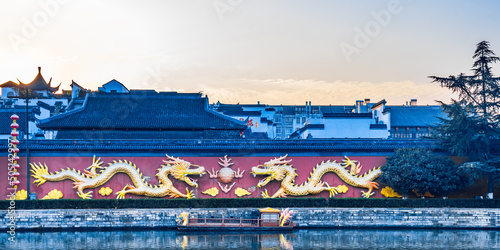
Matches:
[[2, 207, 500, 230]]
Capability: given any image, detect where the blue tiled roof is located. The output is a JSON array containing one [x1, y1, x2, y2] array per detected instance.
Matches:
[[38, 92, 247, 130], [370, 124, 388, 130], [54, 130, 240, 140], [0, 139, 443, 153], [220, 110, 262, 116], [389, 106, 445, 127], [323, 113, 372, 118], [0, 109, 35, 134]]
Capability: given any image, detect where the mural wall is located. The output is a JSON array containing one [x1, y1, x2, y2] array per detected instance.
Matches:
[[1, 154, 388, 200]]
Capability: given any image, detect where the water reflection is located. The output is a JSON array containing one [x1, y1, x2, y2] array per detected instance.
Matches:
[[2, 229, 500, 250]]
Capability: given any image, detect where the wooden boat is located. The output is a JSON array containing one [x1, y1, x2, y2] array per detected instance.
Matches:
[[177, 207, 296, 231]]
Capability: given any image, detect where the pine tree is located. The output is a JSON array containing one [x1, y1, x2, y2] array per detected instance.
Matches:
[[430, 41, 500, 198]]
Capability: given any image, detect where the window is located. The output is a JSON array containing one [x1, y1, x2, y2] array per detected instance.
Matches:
[[296, 118, 301, 123], [302, 117, 307, 123], [285, 117, 293, 123], [262, 213, 278, 223]]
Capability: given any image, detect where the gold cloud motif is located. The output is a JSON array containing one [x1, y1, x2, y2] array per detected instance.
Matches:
[[15, 189, 27, 200], [99, 187, 113, 196], [42, 189, 63, 200], [202, 187, 219, 197], [235, 187, 251, 197], [337, 185, 349, 194], [381, 187, 402, 198]]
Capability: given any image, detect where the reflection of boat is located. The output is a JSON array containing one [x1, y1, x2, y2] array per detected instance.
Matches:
[[177, 207, 296, 231]]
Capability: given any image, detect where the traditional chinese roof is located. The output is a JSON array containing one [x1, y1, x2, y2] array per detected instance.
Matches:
[[1, 138, 443, 153], [371, 99, 387, 110], [101, 79, 129, 92], [38, 91, 247, 131], [18, 67, 60, 92], [70, 80, 84, 90], [389, 106, 445, 127], [0, 81, 18, 88], [258, 207, 281, 213], [0, 109, 30, 134], [323, 113, 372, 118]]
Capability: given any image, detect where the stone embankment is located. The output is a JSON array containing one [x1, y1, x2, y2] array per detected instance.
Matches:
[[2, 208, 499, 230]]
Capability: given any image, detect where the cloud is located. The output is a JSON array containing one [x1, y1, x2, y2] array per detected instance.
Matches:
[[195, 78, 457, 105]]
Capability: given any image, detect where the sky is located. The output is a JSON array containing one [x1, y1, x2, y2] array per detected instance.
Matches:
[[1, 0, 500, 105]]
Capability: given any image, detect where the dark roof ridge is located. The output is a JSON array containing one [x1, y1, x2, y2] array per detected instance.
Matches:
[[0, 81, 18, 88], [38, 93, 89, 127], [371, 99, 386, 110], [204, 104, 247, 128], [102, 79, 129, 91]]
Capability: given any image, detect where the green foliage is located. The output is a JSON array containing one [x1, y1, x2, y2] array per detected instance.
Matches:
[[430, 41, 500, 194], [380, 148, 466, 197], [0, 197, 327, 210], [328, 198, 500, 208], [433, 101, 486, 161]]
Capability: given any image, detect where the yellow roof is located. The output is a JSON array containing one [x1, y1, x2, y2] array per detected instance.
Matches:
[[258, 207, 281, 213]]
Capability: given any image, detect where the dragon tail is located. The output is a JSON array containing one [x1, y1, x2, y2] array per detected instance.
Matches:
[[30, 163, 49, 187], [30, 162, 87, 187]]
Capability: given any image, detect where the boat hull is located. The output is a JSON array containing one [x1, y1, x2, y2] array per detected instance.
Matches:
[[177, 225, 295, 231]]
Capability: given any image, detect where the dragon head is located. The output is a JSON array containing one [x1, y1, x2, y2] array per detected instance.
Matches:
[[161, 154, 205, 188], [251, 155, 291, 187]]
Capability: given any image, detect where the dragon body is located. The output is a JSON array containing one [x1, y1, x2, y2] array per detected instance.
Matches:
[[30, 155, 205, 199], [251, 155, 382, 198]]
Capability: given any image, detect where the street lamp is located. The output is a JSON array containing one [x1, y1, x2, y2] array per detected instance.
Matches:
[[9, 87, 37, 198]]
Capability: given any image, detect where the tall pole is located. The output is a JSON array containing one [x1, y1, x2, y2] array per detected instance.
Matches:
[[25, 94, 30, 197]]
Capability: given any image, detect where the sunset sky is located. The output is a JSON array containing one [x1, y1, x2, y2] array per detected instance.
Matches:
[[1, 0, 499, 105]]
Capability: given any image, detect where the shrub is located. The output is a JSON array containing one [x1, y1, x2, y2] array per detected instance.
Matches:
[[380, 147, 468, 197]]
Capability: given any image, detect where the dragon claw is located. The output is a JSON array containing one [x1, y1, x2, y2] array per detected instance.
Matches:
[[328, 188, 338, 197], [115, 185, 133, 199], [77, 191, 93, 199], [185, 188, 194, 199], [73, 181, 85, 189], [362, 191, 375, 198], [278, 192, 288, 198], [83, 170, 95, 178], [261, 189, 271, 198]]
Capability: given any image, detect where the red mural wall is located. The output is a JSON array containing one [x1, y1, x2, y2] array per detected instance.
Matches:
[[1, 155, 388, 200]]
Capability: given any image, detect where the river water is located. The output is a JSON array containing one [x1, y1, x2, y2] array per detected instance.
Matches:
[[2, 229, 500, 249]]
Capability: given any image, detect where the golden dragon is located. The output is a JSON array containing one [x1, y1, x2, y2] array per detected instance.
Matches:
[[30, 154, 205, 199], [250, 155, 382, 198]]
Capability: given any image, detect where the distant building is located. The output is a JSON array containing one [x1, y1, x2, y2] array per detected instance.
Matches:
[[213, 99, 391, 139], [1, 68, 445, 140], [0, 67, 60, 99], [213, 99, 443, 140], [388, 104, 446, 139], [0, 67, 68, 139], [98, 79, 129, 93], [38, 91, 247, 140], [214, 103, 274, 139]]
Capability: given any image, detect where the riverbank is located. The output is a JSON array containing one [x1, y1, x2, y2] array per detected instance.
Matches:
[[2, 207, 500, 231]]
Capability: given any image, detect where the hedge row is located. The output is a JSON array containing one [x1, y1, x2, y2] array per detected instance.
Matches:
[[2, 198, 500, 210], [328, 198, 500, 208], [0, 198, 327, 210]]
